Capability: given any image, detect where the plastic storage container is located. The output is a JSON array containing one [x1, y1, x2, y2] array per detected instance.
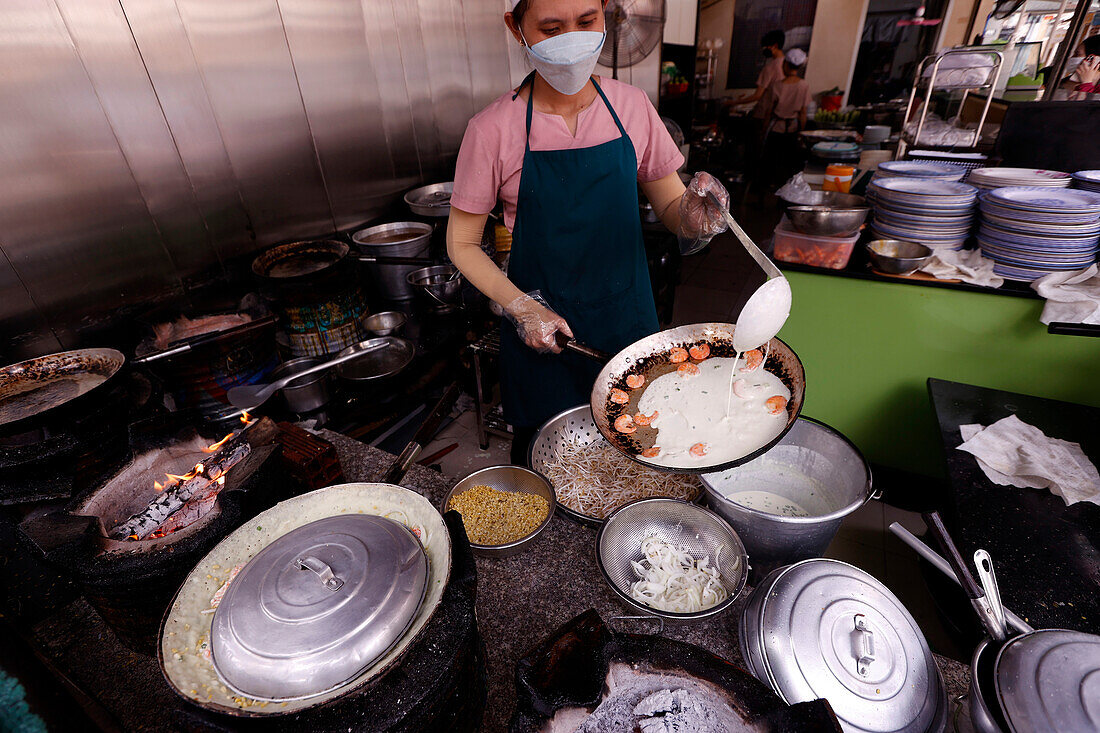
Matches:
[[773, 219, 859, 269]]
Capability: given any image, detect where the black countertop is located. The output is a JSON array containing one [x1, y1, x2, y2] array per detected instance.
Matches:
[[17, 428, 972, 732], [928, 378, 1100, 634]]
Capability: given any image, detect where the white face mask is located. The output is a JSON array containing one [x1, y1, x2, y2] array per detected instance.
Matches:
[[522, 30, 606, 96]]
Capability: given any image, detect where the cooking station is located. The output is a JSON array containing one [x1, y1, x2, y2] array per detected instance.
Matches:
[[14, 430, 972, 732]]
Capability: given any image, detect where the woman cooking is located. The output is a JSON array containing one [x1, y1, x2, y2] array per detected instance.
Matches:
[[448, 0, 732, 465]]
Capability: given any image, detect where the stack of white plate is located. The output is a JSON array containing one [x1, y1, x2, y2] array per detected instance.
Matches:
[[869, 178, 978, 250], [977, 186, 1100, 282], [870, 160, 967, 183], [967, 167, 1072, 191], [1072, 170, 1100, 193]]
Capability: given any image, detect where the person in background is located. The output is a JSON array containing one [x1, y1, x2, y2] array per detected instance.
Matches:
[[1042, 34, 1100, 99], [760, 49, 810, 189], [736, 29, 787, 122]]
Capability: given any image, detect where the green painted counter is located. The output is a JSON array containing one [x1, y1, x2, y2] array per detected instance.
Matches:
[[780, 270, 1100, 478]]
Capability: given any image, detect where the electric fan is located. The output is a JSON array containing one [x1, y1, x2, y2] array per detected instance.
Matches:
[[602, 0, 667, 79]]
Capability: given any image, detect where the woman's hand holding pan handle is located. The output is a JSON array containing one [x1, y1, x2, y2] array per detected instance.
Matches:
[[504, 291, 574, 353]]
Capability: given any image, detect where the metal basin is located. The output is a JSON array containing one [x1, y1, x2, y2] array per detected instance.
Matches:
[[596, 498, 748, 622], [867, 239, 933, 275], [404, 182, 453, 217], [406, 265, 462, 311], [786, 204, 870, 236], [441, 465, 556, 557], [352, 222, 433, 301], [700, 417, 873, 581], [364, 311, 407, 337], [271, 356, 331, 413], [780, 191, 866, 210]]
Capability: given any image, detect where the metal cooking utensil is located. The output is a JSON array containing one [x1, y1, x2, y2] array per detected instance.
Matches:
[[227, 343, 385, 409], [441, 465, 556, 557], [888, 523, 1032, 634], [922, 512, 1006, 641], [707, 191, 783, 280], [0, 348, 126, 429], [974, 549, 1008, 639]]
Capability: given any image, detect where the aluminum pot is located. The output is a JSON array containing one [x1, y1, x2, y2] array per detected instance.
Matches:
[[271, 356, 331, 413], [352, 222, 433, 301], [700, 416, 873, 581]]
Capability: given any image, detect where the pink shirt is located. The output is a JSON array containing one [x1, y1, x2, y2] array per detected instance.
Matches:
[[753, 57, 785, 119], [451, 78, 684, 231]]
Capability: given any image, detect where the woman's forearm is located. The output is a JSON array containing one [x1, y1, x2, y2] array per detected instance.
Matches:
[[446, 207, 525, 308], [642, 172, 689, 233]]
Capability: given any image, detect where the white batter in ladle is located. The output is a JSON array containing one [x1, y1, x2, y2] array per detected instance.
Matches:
[[705, 191, 792, 352]]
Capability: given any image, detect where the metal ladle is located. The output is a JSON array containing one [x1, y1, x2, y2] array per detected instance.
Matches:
[[706, 191, 792, 350], [227, 343, 386, 410]]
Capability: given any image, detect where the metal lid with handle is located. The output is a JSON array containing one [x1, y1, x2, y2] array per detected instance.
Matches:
[[752, 558, 946, 733], [210, 514, 428, 702], [995, 628, 1100, 732]]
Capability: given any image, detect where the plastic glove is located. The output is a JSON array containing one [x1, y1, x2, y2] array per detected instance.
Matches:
[[678, 171, 730, 255], [503, 291, 573, 353]]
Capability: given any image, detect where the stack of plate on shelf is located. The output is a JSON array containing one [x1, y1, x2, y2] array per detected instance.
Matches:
[[871, 160, 967, 183], [1071, 170, 1100, 193], [869, 177, 978, 250], [966, 167, 1072, 191], [977, 186, 1100, 281]]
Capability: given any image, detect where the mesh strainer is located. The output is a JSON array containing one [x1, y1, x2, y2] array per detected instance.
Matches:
[[529, 405, 704, 525], [596, 498, 748, 622]]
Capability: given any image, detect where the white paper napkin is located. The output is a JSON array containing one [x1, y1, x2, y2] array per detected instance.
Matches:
[[958, 415, 1100, 506], [919, 249, 1004, 288], [1031, 264, 1100, 325]]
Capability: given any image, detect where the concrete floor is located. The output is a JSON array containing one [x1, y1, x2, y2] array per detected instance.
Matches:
[[420, 208, 963, 658]]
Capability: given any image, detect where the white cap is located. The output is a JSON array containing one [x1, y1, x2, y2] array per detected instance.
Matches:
[[508, 0, 522, 8], [785, 48, 807, 67]]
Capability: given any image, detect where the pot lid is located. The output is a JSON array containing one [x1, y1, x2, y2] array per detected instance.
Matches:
[[755, 559, 946, 733], [995, 629, 1100, 732], [210, 514, 428, 702]]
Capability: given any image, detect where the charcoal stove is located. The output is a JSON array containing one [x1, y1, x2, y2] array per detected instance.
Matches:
[[19, 413, 292, 655], [0, 370, 157, 506]]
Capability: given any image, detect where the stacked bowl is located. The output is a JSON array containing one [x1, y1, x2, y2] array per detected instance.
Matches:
[[869, 177, 978, 251], [977, 186, 1100, 281], [966, 167, 1072, 192], [1072, 170, 1100, 194]]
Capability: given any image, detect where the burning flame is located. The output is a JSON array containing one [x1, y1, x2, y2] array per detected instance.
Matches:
[[217, 476, 226, 486], [202, 433, 234, 453], [240, 410, 254, 425], [154, 480, 165, 492]]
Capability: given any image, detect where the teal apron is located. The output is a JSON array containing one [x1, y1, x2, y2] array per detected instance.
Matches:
[[501, 73, 659, 429]]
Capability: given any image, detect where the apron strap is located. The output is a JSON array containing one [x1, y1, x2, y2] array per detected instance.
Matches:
[[523, 75, 628, 149]]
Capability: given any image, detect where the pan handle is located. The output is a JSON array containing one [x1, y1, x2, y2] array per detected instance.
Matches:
[[554, 332, 611, 362], [382, 382, 462, 485]]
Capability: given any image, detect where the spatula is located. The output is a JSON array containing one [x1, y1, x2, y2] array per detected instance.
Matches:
[[227, 343, 386, 410]]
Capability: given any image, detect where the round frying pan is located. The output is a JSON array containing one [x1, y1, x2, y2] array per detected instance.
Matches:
[[0, 348, 126, 431], [585, 323, 805, 474]]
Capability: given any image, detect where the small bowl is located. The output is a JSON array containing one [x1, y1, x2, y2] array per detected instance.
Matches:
[[786, 204, 871, 236], [365, 311, 407, 336], [442, 466, 556, 557], [596, 498, 748, 622], [867, 239, 933, 275]]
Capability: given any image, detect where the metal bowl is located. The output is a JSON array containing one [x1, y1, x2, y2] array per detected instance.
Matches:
[[442, 465, 556, 557], [334, 337, 416, 382], [404, 182, 453, 217], [364, 311, 407, 337], [528, 404, 704, 526], [786, 204, 871, 236], [596, 498, 748, 622], [779, 191, 866, 210], [866, 239, 933, 275], [406, 265, 463, 310]]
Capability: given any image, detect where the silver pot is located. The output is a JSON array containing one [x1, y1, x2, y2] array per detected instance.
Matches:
[[740, 559, 947, 733], [700, 417, 874, 580], [406, 265, 463, 312], [352, 222, 433, 301], [271, 356, 331, 412]]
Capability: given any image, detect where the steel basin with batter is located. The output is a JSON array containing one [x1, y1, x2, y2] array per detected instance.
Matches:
[[700, 416, 874, 580]]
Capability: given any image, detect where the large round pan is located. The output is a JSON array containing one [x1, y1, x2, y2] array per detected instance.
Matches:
[[0, 348, 126, 432], [589, 323, 805, 474]]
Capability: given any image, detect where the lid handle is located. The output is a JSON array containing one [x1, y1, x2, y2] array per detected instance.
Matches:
[[854, 614, 875, 677], [297, 555, 343, 591]]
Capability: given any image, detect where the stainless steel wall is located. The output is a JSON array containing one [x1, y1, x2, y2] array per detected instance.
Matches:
[[0, 0, 514, 359]]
